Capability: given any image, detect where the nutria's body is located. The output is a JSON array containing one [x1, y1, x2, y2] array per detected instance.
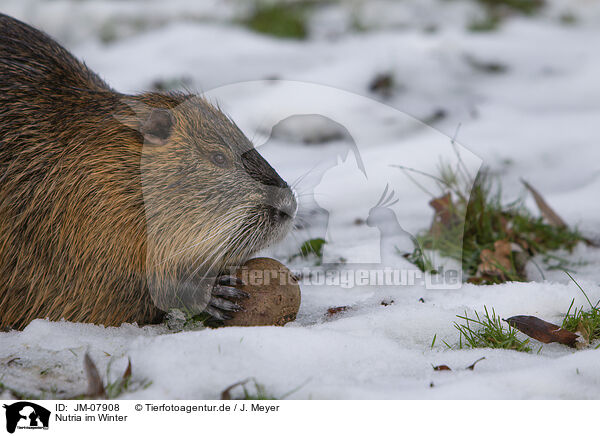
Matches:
[[0, 14, 296, 330]]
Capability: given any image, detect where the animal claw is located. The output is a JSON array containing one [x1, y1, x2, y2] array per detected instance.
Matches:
[[218, 275, 245, 287], [212, 285, 249, 300], [210, 297, 244, 312], [203, 305, 232, 321]]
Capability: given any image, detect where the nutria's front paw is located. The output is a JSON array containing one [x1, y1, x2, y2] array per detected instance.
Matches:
[[204, 275, 249, 321]]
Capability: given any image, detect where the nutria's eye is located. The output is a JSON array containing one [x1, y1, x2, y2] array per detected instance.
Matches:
[[211, 152, 228, 167]]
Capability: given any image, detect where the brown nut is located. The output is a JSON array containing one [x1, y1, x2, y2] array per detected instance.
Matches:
[[222, 257, 301, 327]]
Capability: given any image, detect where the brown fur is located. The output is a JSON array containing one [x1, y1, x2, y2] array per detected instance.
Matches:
[[0, 14, 295, 329]]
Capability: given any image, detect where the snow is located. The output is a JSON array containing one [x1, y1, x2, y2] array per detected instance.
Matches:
[[1, 0, 600, 399]]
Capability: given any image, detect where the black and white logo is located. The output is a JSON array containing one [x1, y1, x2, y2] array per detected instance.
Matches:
[[3, 402, 50, 433]]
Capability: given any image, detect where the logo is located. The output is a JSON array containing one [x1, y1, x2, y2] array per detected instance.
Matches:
[[3, 402, 50, 433]]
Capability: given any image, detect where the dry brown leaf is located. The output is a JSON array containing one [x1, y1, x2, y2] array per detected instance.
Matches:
[[429, 193, 453, 222], [428, 193, 457, 237], [433, 364, 452, 371], [122, 359, 132, 380], [495, 240, 512, 257], [505, 315, 579, 347], [521, 179, 567, 228], [326, 306, 349, 316], [477, 240, 513, 279], [433, 357, 485, 372]]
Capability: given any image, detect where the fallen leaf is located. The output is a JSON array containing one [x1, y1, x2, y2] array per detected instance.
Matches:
[[429, 193, 453, 220], [521, 179, 567, 228], [477, 240, 514, 279], [428, 193, 456, 234], [122, 359, 132, 380], [84, 353, 107, 399], [433, 365, 452, 371], [504, 315, 579, 347], [326, 306, 349, 316]]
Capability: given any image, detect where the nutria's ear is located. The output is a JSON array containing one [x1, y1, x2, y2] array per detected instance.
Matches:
[[113, 99, 174, 146], [140, 109, 174, 146]]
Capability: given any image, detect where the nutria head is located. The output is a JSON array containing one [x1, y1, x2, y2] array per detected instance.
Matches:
[[120, 94, 297, 310], [134, 95, 297, 265]]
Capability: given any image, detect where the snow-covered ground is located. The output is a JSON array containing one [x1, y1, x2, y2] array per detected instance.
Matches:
[[1, 0, 600, 399]]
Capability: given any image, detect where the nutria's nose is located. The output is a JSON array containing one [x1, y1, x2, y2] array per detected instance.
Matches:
[[265, 185, 297, 225]]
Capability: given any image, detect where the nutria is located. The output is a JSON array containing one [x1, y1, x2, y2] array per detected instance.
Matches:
[[0, 14, 297, 330]]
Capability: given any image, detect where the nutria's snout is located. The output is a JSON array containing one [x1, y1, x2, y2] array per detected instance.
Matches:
[[240, 147, 297, 242], [264, 185, 298, 250], [256, 179, 297, 248], [265, 185, 297, 225]]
